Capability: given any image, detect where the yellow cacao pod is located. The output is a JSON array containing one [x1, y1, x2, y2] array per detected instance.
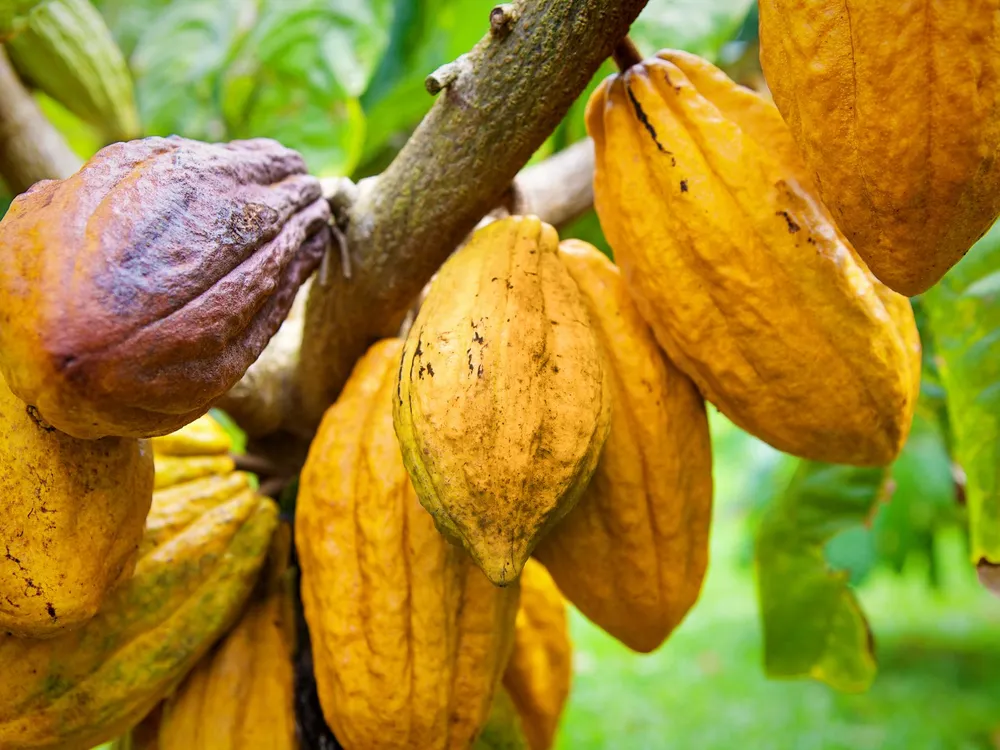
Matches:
[[150, 414, 232, 457], [150, 414, 235, 491], [394, 215, 611, 585], [587, 50, 921, 466], [0, 466, 278, 750], [0, 373, 153, 638], [758, 0, 1000, 296], [298, 338, 521, 750], [159, 523, 297, 750], [502, 560, 571, 750], [535, 240, 712, 653]]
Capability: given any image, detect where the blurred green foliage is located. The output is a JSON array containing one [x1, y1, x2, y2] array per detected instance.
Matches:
[[925, 223, 1000, 565]]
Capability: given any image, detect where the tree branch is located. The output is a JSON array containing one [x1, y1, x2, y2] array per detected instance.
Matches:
[[0, 46, 80, 194], [296, 0, 647, 428]]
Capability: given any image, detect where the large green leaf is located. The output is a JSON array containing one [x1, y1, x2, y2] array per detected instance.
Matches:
[[130, 0, 385, 175], [924, 222, 1000, 565], [357, 0, 493, 171], [756, 462, 889, 692]]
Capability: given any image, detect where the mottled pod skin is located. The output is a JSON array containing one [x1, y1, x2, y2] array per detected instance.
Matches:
[[502, 560, 571, 750], [394, 216, 611, 586], [535, 241, 712, 654], [0, 136, 332, 439], [0, 373, 154, 638], [298, 339, 520, 750], [587, 50, 921, 466], [159, 524, 297, 750], [0, 462, 278, 750], [759, 0, 1000, 296]]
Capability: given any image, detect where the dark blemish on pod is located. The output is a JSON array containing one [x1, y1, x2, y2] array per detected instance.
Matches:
[[626, 84, 669, 154], [426, 363, 435, 377], [473, 330, 484, 343], [680, 180, 688, 193], [776, 211, 800, 233], [46, 603, 56, 620]]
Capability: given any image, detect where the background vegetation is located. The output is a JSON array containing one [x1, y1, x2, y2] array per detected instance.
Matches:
[[5, 1, 1000, 747]]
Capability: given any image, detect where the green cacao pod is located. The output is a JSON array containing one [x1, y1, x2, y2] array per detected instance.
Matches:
[[5, 0, 140, 141]]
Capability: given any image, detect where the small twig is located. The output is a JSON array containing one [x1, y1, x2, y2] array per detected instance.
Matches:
[[426, 59, 464, 95], [259, 476, 292, 499], [612, 36, 644, 71], [232, 452, 283, 478], [490, 4, 519, 38]]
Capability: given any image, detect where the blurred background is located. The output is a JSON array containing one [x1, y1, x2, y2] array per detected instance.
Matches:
[[4, 1, 1000, 748]]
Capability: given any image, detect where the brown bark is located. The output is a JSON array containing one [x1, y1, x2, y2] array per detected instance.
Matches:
[[0, 46, 80, 194]]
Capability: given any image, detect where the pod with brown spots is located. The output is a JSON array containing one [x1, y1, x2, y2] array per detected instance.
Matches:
[[393, 216, 611, 586]]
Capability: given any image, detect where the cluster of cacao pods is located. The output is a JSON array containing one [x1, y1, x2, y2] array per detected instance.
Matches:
[[1, 0, 998, 745]]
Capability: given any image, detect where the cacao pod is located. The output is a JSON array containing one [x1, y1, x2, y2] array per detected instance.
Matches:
[[473, 688, 529, 750], [587, 50, 921, 466], [501, 560, 571, 750], [5, 0, 140, 141], [394, 215, 611, 586], [758, 0, 1000, 296], [159, 523, 297, 750], [534, 239, 712, 653], [0, 372, 154, 638], [0, 465, 278, 750], [0, 136, 332, 440], [298, 338, 520, 750], [150, 414, 232, 457]]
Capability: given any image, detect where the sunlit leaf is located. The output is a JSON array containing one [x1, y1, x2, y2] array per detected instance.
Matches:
[[756, 462, 888, 692], [924, 222, 1000, 565]]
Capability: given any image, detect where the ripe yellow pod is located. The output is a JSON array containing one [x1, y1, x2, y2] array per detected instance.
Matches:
[[759, 0, 1000, 296], [535, 240, 712, 653], [159, 524, 297, 750], [394, 215, 611, 585], [0, 474, 278, 750], [0, 373, 153, 638], [298, 339, 520, 750], [587, 50, 920, 466]]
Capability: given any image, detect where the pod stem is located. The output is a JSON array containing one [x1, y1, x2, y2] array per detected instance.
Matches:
[[612, 36, 643, 71]]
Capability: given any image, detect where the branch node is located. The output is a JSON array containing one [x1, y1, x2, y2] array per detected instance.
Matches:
[[426, 59, 463, 95], [321, 176, 359, 225], [490, 4, 519, 38]]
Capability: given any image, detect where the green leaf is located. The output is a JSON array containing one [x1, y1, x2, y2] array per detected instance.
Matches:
[[873, 412, 961, 581], [630, 0, 756, 62], [756, 461, 888, 692], [358, 0, 493, 169], [924, 221, 1000, 564], [131, 0, 382, 175]]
